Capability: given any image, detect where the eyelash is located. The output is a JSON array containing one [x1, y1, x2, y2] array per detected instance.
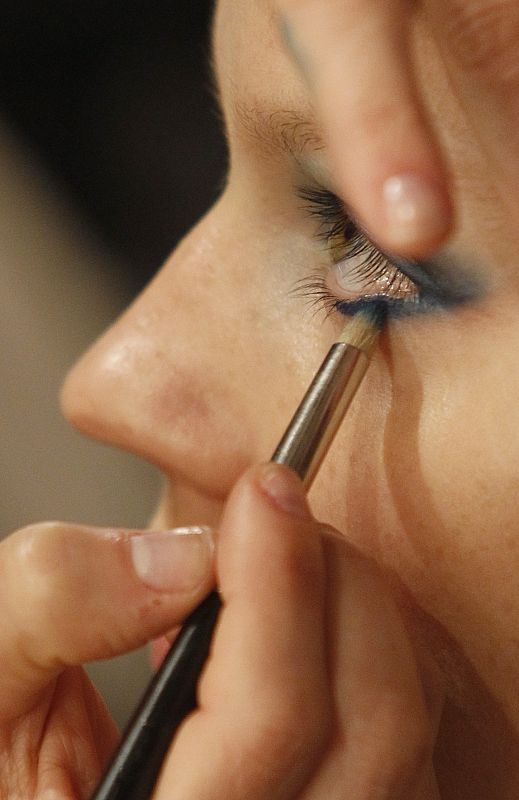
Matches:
[[294, 186, 420, 318]]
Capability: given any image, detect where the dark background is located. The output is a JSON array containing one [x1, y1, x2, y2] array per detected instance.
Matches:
[[0, 0, 227, 295], [0, 1, 228, 725]]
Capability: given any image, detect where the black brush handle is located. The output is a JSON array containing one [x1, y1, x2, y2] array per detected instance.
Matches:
[[91, 590, 222, 800]]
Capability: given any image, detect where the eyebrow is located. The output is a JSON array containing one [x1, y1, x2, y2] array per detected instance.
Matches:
[[230, 102, 325, 159], [209, 37, 485, 299], [208, 19, 325, 161]]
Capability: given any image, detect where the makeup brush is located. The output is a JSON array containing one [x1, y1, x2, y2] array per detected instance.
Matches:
[[91, 304, 386, 800]]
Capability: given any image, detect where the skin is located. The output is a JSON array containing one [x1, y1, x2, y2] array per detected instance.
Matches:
[[2, 0, 519, 797], [276, 0, 519, 258]]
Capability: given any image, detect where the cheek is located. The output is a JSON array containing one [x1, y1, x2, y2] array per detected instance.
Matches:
[[405, 366, 519, 600], [385, 365, 519, 696], [308, 360, 392, 549], [371, 310, 519, 580], [385, 335, 519, 576], [324, 318, 519, 697], [309, 317, 519, 628]]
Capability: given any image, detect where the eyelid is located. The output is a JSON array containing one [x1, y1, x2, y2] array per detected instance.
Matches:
[[309, 183, 484, 307], [297, 182, 486, 319], [295, 184, 422, 315], [298, 183, 414, 287], [330, 199, 448, 299]]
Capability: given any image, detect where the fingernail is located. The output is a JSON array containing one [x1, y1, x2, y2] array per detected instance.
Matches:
[[131, 526, 214, 592], [382, 174, 450, 248], [259, 464, 311, 519]]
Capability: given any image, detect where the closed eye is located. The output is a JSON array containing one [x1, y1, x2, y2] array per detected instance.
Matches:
[[293, 186, 423, 319]]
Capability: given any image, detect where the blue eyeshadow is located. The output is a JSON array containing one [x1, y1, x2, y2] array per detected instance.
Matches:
[[389, 254, 484, 306], [335, 268, 484, 319], [334, 250, 486, 320]]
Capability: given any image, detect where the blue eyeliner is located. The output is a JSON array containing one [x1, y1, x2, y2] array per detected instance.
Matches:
[[298, 184, 486, 318], [334, 295, 439, 319], [334, 278, 482, 320], [334, 254, 485, 319]]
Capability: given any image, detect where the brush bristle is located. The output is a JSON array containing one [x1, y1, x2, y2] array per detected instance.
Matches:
[[338, 304, 387, 353]]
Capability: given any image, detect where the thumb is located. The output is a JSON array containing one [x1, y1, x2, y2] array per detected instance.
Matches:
[[0, 521, 215, 722]]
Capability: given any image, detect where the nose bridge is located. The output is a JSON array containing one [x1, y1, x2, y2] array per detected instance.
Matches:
[[61, 201, 260, 495]]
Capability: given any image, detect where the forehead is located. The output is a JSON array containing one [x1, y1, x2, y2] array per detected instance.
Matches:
[[213, 0, 314, 135], [213, 1, 518, 281]]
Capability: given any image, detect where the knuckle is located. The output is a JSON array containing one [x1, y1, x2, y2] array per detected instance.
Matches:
[[446, 1, 519, 86], [2, 524, 76, 669], [392, 706, 432, 782], [7, 523, 76, 628], [245, 694, 328, 773], [386, 692, 432, 758], [7, 524, 112, 667], [11, 523, 70, 594], [354, 695, 432, 795], [282, 540, 323, 597]]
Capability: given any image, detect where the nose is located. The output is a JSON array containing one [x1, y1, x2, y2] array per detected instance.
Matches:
[[61, 201, 266, 499]]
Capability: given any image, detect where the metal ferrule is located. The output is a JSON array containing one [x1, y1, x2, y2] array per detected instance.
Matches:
[[271, 343, 368, 490]]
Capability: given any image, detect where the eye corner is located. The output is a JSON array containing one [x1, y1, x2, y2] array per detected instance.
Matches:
[[389, 253, 488, 310], [296, 183, 486, 323]]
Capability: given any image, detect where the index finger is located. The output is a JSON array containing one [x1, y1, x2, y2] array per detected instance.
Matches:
[[154, 464, 330, 800], [278, 0, 454, 257]]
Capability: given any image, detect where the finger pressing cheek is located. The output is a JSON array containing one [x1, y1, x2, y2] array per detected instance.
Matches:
[[302, 532, 438, 799]]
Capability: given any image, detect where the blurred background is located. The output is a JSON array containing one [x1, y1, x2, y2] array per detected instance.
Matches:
[[0, 0, 226, 726]]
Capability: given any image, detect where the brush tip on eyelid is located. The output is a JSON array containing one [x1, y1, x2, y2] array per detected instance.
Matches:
[[335, 295, 432, 320], [298, 184, 425, 314], [297, 183, 487, 319]]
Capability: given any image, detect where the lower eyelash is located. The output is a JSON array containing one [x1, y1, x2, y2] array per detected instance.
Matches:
[[290, 271, 348, 321]]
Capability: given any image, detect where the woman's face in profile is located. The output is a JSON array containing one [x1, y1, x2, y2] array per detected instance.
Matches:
[[63, 0, 519, 735]]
